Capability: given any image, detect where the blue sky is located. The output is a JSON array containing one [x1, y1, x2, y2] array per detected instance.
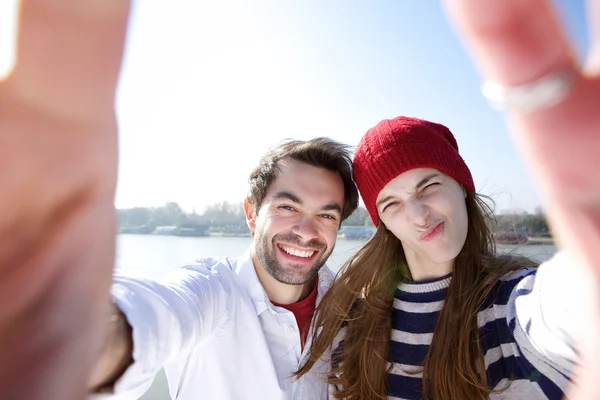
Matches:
[[0, 0, 589, 213]]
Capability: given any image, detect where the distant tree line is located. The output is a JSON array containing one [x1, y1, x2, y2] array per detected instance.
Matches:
[[117, 201, 374, 233], [490, 207, 551, 243], [117, 201, 551, 238], [117, 201, 247, 233], [493, 209, 549, 235]]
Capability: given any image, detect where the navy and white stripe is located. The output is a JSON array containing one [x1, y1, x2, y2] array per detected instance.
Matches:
[[332, 263, 579, 400]]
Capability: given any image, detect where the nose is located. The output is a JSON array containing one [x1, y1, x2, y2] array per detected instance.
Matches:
[[291, 216, 320, 242], [405, 200, 430, 228]]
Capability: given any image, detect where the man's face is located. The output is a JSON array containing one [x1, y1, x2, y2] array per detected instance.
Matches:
[[246, 159, 345, 285]]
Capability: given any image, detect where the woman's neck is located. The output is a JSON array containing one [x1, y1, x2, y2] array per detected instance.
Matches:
[[404, 251, 453, 282]]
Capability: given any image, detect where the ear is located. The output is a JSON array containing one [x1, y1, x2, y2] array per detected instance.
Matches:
[[243, 198, 257, 232], [462, 185, 467, 199]]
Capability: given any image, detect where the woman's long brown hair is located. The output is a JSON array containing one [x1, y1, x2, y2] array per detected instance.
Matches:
[[296, 192, 536, 400]]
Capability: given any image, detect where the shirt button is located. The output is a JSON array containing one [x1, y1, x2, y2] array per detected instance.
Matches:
[[286, 325, 297, 335]]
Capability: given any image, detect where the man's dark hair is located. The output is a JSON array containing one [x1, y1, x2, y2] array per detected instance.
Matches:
[[248, 137, 359, 222]]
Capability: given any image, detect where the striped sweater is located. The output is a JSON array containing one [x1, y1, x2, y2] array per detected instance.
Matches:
[[331, 252, 585, 399]]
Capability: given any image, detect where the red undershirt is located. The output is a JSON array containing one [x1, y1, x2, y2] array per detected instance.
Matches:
[[271, 280, 318, 350]]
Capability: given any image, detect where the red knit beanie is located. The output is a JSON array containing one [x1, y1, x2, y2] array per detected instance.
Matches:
[[353, 116, 475, 227]]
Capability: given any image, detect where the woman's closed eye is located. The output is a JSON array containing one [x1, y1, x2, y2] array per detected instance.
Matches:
[[421, 182, 441, 193], [382, 201, 399, 213]]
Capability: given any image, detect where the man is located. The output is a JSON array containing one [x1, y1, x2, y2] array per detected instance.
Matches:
[[87, 138, 359, 399], [0, 3, 360, 399]]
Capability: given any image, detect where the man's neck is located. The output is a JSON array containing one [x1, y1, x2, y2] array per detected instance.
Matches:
[[251, 251, 316, 305]]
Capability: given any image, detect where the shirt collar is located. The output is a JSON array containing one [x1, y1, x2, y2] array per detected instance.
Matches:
[[234, 247, 336, 316], [235, 248, 270, 315]]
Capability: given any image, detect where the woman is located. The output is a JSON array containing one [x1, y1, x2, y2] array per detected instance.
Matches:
[[297, 116, 588, 399]]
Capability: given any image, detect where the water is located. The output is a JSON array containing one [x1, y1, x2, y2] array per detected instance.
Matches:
[[116, 234, 556, 399], [116, 234, 372, 277], [116, 234, 557, 276]]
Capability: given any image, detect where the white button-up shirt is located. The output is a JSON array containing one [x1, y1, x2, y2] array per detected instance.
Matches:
[[94, 249, 334, 400]]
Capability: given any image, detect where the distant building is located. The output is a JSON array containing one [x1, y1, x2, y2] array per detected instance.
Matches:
[[119, 225, 151, 234], [152, 224, 210, 237], [173, 224, 210, 237], [153, 226, 179, 235]]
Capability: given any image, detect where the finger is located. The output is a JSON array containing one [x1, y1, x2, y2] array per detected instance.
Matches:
[[0, 198, 117, 400], [445, 1, 600, 399], [444, 0, 576, 86], [586, 0, 600, 72], [4, 0, 130, 120], [443, 0, 599, 204]]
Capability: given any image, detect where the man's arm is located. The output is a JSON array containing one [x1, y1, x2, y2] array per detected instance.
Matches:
[[89, 304, 134, 393], [85, 260, 234, 398]]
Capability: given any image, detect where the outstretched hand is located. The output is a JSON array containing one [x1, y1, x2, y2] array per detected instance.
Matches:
[[445, 0, 600, 398], [0, 1, 130, 399]]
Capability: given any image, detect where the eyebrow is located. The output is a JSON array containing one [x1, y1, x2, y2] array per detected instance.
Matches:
[[273, 191, 343, 215], [376, 173, 442, 208], [376, 194, 395, 208], [273, 191, 302, 204], [320, 203, 343, 215]]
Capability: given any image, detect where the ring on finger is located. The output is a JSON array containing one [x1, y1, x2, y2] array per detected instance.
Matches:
[[481, 66, 577, 114]]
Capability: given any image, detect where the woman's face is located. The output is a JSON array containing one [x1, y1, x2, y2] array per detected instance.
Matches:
[[375, 168, 469, 269]]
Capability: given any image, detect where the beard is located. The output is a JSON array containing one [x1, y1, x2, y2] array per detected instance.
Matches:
[[255, 231, 331, 285]]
